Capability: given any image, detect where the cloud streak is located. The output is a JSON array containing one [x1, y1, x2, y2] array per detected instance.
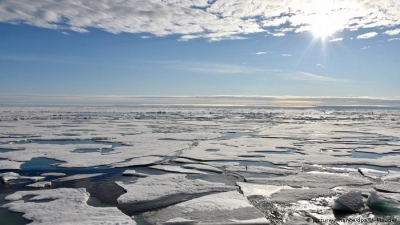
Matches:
[[284, 72, 350, 82], [0, 0, 399, 41], [357, 32, 378, 39]]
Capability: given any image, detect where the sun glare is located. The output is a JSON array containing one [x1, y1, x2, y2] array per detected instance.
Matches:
[[310, 13, 336, 39], [308, 1, 348, 40]]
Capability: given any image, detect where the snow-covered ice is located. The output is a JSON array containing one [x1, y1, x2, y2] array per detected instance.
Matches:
[[144, 191, 269, 224], [3, 188, 136, 224], [149, 165, 207, 174], [1, 106, 400, 223], [122, 170, 149, 177], [245, 172, 372, 188], [55, 173, 104, 182], [116, 174, 236, 211]]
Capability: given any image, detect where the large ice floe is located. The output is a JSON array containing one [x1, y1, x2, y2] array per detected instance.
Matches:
[[144, 191, 270, 224], [1, 106, 400, 224], [3, 188, 136, 224], [116, 174, 236, 213]]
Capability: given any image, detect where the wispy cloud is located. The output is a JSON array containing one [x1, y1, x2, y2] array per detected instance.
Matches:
[[160, 61, 268, 74], [285, 72, 350, 82], [253, 51, 272, 55], [329, 37, 343, 42], [0, 0, 399, 41], [383, 28, 400, 36], [388, 38, 400, 41], [360, 46, 370, 50], [357, 32, 379, 39], [282, 54, 292, 57]]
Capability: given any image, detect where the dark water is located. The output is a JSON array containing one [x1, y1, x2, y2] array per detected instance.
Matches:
[[0, 155, 157, 225], [352, 150, 400, 159], [327, 164, 400, 172]]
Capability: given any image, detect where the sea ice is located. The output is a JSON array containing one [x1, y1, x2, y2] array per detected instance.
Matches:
[[375, 182, 400, 193], [358, 168, 388, 179], [237, 182, 292, 198], [245, 172, 372, 188], [382, 170, 400, 181], [116, 174, 236, 211], [0, 160, 23, 170], [332, 191, 364, 213], [40, 172, 66, 177], [3, 188, 136, 224], [149, 165, 207, 174], [0, 172, 44, 184], [27, 181, 52, 188], [181, 163, 222, 173], [55, 173, 104, 182], [268, 188, 334, 204], [367, 191, 400, 214], [122, 170, 148, 177], [144, 191, 269, 224], [225, 165, 297, 175], [110, 156, 164, 168]]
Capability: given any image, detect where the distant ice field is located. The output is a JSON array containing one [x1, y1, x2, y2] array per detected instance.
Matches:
[[0, 106, 400, 224]]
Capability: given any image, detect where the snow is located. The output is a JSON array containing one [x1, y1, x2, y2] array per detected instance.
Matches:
[[182, 163, 222, 173], [375, 182, 400, 193], [0, 172, 44, 184], [116, 174, 236, 206], [27, 181, 52, 188], [41, 172, 66, 177], [382, 170, 400, 181], [358, 168, 388, 179], [149, 165, 207, 174], [144, 191, 269, 224], [237, 182, 292, 197], [225, 165, 297, 175], [0, 160, 23, 170], [1, 106, 400, 223], [3, 188, 136, 225], [245, 172, 372, 189], [110, 156, 163, 168], [55, 173, 104, 182], [173, 157, 199, 164], [268, 188, 334, 204], [122, 170, 148, 177]]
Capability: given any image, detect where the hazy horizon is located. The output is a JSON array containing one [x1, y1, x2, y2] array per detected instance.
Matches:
[[1, 94, 400, 108]]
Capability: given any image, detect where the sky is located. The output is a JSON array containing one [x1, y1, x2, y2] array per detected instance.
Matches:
[[0, 0, 399, 106]]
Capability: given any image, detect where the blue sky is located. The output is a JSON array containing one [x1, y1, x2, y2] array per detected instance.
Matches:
[[0, 0, 399, 105]]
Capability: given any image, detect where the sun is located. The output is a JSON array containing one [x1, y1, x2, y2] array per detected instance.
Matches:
[[310, 13, 336, 39], [307, 1, 347, 40]]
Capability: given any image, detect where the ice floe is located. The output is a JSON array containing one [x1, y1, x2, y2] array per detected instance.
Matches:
[[122, 170, 149, 177], [332, 191, 364, 213], [116, 174, 236, 212], [40, 172, 66, 177], [181, 163, 222, 173], [144, 191, 269, 224], [3, 188, 136, 224], [245, 172, 372, 188], [26, 181, 52, 188], [149, 165, 207, 174], [375, 182, 400, 193], [55, 173, 104, 182]]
